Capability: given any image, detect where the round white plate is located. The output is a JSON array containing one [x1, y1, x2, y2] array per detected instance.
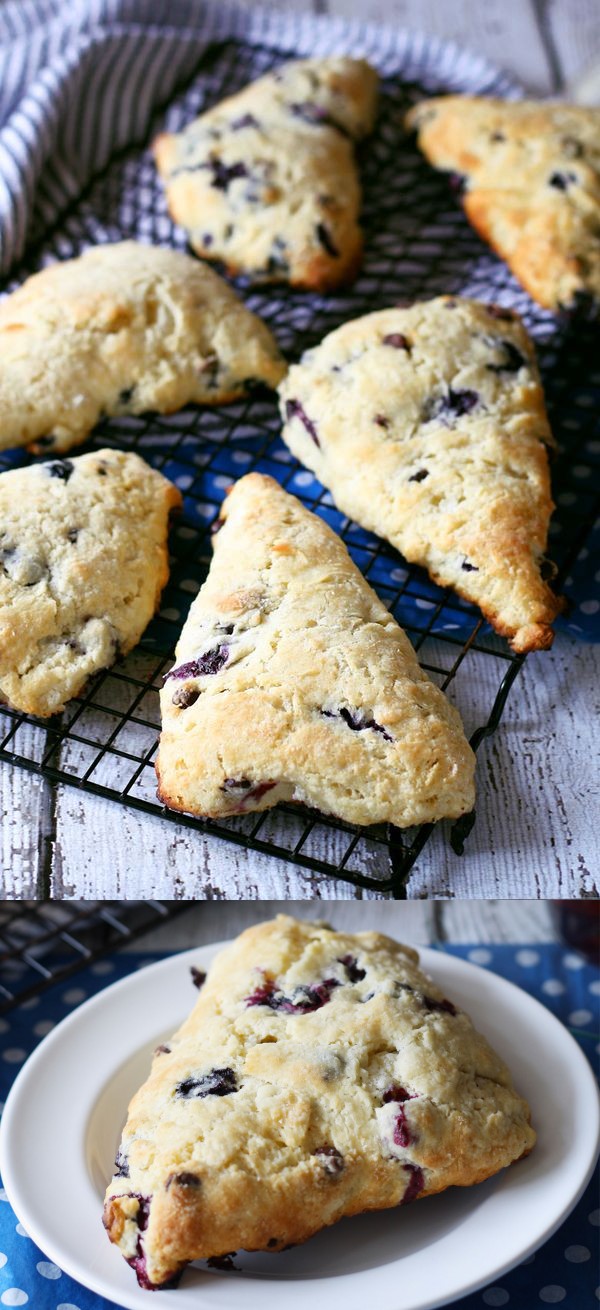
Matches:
[[1, 943, 598, 1310]]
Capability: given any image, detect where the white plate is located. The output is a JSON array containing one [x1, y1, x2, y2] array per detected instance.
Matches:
[[1, 944, 598, 1310]]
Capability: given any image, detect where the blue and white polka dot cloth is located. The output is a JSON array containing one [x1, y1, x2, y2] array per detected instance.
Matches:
[[0, 945, 598, 1309]]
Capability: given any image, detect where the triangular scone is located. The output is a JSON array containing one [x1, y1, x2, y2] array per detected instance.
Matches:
[[0, 241, 286, 455], [154, 58, 378, 290], [406, 96, 600, 314], [103, 914, 536, 1289], [0, 450, 181, 716], [279, 297, 563, 653], [156, 473, 475, 826]]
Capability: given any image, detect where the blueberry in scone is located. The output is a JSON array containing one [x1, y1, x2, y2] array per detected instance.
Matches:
[[405, 96, 600, 315], [153, 58, 378, 290], [0, 241, 286, 455], [155, 472, 475, 826], [278, 296, 564, 653], [0, 449, 181, 716], [103, 914, 536, 1289]]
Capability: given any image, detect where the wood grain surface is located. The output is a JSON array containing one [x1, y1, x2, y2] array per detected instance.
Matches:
[[1, 0, 598, 901]]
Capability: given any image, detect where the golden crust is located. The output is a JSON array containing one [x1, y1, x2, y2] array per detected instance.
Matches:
[[153, 58, 378, 290], [406, 96, 600, 313], [103, 915, 536, 1288], [0, 449, 181, 716], [278, 296, 564, 653], [0, 241, 286, 455], [156, 472, 475, 827]]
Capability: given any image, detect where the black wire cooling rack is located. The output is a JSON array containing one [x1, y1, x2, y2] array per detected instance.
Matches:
[[0, 39, 597, 897], [0, 900, 189, 1013]]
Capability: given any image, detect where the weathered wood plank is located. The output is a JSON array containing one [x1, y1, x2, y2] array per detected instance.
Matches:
[[0, 715, 54, 897]]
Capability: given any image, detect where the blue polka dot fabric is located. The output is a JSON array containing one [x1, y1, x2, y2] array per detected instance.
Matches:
[[0, 945, 597, 1309]]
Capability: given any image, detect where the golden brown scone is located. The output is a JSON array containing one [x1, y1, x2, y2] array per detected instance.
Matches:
[[154, 58, 378, 290], [0, 241, 286, 455], [279, 297, 563, 653], [406, 95, 600, 314], [155, 472, 475, 826], [103, 914, 536, 1289], [0, 449, 181, 716]]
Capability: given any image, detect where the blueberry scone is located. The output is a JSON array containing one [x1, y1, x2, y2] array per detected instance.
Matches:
[[103, 914, 536, 1289], [154, 58, 378, 290], [156, 472, 475, 826], [0, 241, 286, 455], [0, 450, 181, 716], [406, 96, 600, 315], [279, 297, 563, 653]]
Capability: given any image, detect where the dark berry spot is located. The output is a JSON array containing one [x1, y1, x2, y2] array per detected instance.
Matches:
[[461, 559, 478, 573], [285, 398, 320, 447], [267, 1238, 279, 1249], [190, 967, 206, 989], [165, 1171, 201, 1190], [408, 468, 429, 482], [154, 1044, 171, 1055], [172, 685, 200, 709], [119, 386, 134, 405], [66, 527, 80, 544], [314, 1145, 345, 1175], [266, 235, 289, 275], [220, 778, 276, 811], [382, 333, 410, 351], [114, 1148, 130, 1178], [166, 646, 229, 681], [422, 993, 457, 1015], [337, 954, 366, 983], [374, 413, 390, 428], [231, 113, 259, 130], [245, 976, 340, 1014], [289, 102, 350, 137], [383, 1084, 412, 1103], [46, 459, 74, 482], [548, 171, 577, 191], [207, 1253, 239, 1272], [490, 131, 505, 142], [207, 158, 249, 189], [424, 389, 479, 424], [486, 339, 526, 374], [211, 517, 224, 535], [202, 232, 213, 247], [393, 1105, 413, 1147], [175, 1067, 238, 1099], [322, 706, 393, 743], [35, 435, 56, 450], [97, 463, 108, 476], [401, 1163, 424, 1204], [222, 777, 252, 792], [315, 222, 339, 258]]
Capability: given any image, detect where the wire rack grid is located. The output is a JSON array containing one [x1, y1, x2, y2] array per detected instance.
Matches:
[[0, 900, 190, 1013], [0, 39, 597, 897]]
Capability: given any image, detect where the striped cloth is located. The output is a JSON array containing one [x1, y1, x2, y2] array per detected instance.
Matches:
[[0, 0, 515, 277]]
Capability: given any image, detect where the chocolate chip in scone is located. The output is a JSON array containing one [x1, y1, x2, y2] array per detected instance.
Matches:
[[408, 468, 429, 483], [66, 527, 80, 544], [175, 1068, 238, 1099], [461, 559, 478, 573], [172, 685, 200, 710], [374, 413, 390, 428]]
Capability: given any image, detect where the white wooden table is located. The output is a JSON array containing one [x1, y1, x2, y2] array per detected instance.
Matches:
[[2, 0, 599, 901]]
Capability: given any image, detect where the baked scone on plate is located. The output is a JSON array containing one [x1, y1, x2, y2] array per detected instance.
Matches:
[[405, 96, 600, 315], [0, 449, 181, 717], [103, 914, 536, 1290], [0, 241, 286, 455], [154, 58, 378, 290], [156, 472, 475, 827], [279, 296, 564, 653]]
